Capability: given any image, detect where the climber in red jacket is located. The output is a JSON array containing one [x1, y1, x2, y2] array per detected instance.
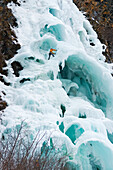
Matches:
[[48, 48, 57, 60]]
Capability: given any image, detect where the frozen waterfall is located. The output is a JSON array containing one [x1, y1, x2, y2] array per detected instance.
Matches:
[[1, 0, 113, 169]]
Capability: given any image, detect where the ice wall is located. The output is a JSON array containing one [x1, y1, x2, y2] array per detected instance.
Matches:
[[1, 0, 113, 169]]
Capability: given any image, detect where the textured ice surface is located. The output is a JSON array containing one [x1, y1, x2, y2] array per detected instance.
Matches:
[[1, 0, 113, 169]]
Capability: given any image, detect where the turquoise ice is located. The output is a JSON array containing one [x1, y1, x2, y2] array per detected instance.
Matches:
[[1, 0, 113, 169]]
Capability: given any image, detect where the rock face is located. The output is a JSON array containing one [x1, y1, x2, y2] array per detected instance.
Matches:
[[11, 61, 23, 77], [0, 92, 7, 111], [0, 97, 7, 111], [0, 0, 21, 77], [0, 0, 21, 110], [73, 0, 113, 63]]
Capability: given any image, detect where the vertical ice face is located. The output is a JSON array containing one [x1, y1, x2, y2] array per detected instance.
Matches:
[[1, 0, 113, 169]]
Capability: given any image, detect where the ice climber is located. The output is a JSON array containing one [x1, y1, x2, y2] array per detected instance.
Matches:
[[48, 48, 57, 60]]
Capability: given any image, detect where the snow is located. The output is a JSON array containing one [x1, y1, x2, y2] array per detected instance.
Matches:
[[1, 0, 113, 168]]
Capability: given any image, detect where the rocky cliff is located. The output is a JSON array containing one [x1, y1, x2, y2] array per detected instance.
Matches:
[[73, 0, 113, 63], [0, 0, 21, 111]]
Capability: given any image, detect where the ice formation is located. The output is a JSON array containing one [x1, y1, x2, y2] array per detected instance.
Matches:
[[1, 0, 113, 169]]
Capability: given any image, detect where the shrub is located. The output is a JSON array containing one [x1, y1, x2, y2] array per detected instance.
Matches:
[[0, 121, 67, 170]]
